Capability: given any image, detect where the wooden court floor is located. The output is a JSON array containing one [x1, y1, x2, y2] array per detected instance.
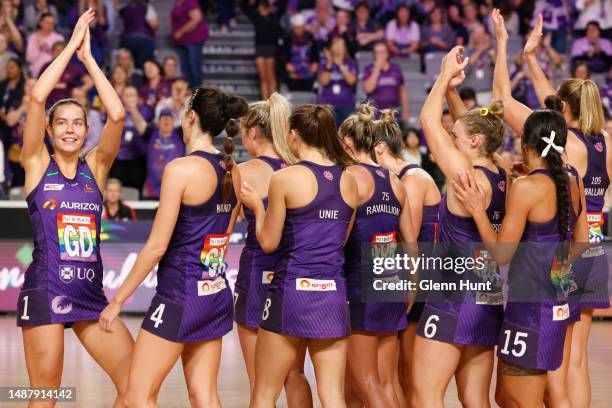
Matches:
[[1, 316, 611, 407]]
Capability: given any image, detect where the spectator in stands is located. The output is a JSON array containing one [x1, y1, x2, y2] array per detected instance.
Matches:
[[573, 62, 592, 80], [571, 21, 612, 73], [241, 0, 286, 100], [24, 0, 58, 34], [532, 0, 570, 52], [171, 0, 208, 89], [353, 1, 383, 52], [0, 57, 23, 175], [40, 41, 94, 108], [139, 59, 171, 110], [110, 64, 130, 96], [0, 0, 24, 53], [281, 13, 319, 91], [401, 127, 423, 165], [109, 85, 151, 193], [102, 178, 137, 221], [486, 1, 519, 36], [73, 87, 104, 155], [421, 5, 455, 53], [163, 55, 179, 81], [463, 25, 495, 102], [155, 77, 188, 126], [0, 33, 17, 81], [574, 0, 612, 36], [329, 8, 356, 56], [385, 4, 419, 58], [306, 0, 335, 48], [447, 4, 468, 45], [25, 13, 63, 77], [116, 48, 143, 88], [143, 109, 185, 199], [459, 87, 477, 110], [462, 1, 482, 33], [70, 0, 109, 66], [601, 67, 611, 113], [4, 78, 34, 187], [218, 0, 236, 33], [0, 138, 5, 198], [318, 36, 358, 125], [119, 0, 159, 70], [362, 41, 409, 126]]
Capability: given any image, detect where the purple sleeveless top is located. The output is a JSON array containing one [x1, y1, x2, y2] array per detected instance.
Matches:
[[23, 157, 103, 290], [570, 128, 609, 212], [345, 163, 402, 299], [235, 156, 285, 293], [507, 167, 580, 309], [272, 161, 353, 286], [438, 166, 507, 243], [398, 164, 439, 242], [155, 150, 237, 303]]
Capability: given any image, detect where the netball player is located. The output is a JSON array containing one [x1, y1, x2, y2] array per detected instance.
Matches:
[[240, 104, 358, 408], [99, 87, 248, 407], [339, 104, 416, 408], [411, 46, 508, 407], [372, 113, 441, 403], [490, 9, 610, 406], [453, 103, 588, 407], [235, 93, 313, 407], [15, 10, 132, 408]]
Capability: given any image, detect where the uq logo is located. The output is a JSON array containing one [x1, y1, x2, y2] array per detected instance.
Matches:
[[59, 265, 95, 283]]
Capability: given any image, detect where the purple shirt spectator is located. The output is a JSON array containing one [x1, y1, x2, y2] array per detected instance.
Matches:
[[385, 19, 419, 49], [117, 105, 153, 161], [143, 126, 185, 199], [532, 0, 569, 30], [318, 59, 358, 108], [171, 0, 209, 46], [363, 62, 404, 109], [286, 31, 319, 80], [121, 0, 155, 39], [571, 36, 612, 73]]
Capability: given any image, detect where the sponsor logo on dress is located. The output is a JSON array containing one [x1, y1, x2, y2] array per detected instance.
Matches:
[[595, 142, 603, 153], [296, 278, 337, 291], [59, 265, 95, 283], [498, 180, 506, 192], [84, 183, 94, 193], [552, 303, 570, 321], [44, 183, 65, 191], [219, 160, 226, 170], [262, 271, 274, 284], [197, 277, 227, 296], [60, 201, 100, 211], [376, 169, 385, 178], [51, 295, 73, 314], [323, 170, 333, 181], [43, 199, 58, 210]]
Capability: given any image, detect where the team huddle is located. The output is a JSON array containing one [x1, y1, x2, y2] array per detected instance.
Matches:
[[15, 8, 611, 408]]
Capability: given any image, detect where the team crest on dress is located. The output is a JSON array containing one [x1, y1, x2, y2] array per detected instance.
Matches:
[[595, 142, 603, 153], [84, 183, 94, 193], [323, 171, 333, 181], [376, 169, 385, 178], [219, 160, 226, 170], [498, 180, 506, 192], [51, 295, 73, 314], [43, 199, 58, 210]]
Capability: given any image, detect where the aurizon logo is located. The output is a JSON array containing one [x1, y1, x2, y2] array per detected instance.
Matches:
[[43, 199, 58, 210], [296, 278, 337, 291]]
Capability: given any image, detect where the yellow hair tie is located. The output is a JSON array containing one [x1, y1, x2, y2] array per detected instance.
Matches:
[[479, 107, 489, 116]]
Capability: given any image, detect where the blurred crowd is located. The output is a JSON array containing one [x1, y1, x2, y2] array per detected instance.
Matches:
[[0, 0, 611, 204]]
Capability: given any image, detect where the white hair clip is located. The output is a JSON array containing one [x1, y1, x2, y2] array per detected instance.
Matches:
[[541, 130, 564, 157]]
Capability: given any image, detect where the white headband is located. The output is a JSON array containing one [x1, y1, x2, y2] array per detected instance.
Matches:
[[541, 130, 564, 157]]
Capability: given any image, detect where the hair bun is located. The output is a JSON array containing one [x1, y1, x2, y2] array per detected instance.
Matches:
[[356, 103, 376, 122], [223, 94, 249, 120], [488, 99, 504, 120], [544, 95, 563, 113], [379, 109, 397, 125]]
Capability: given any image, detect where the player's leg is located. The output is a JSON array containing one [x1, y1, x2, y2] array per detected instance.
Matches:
[[182, 338, 223, 408]]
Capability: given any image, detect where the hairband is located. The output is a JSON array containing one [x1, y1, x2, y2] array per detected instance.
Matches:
[[541, 130, 564, 157]]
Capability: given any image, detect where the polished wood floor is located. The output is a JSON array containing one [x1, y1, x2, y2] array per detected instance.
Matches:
[[1, 316, 611, 407]]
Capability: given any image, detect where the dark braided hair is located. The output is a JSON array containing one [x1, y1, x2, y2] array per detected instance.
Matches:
[[522, 98, 569, 241], [188, 86, 248, 203]]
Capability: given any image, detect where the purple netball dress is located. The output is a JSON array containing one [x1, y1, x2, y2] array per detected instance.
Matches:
[[17, 158, 107, 327], [499, 168, 579, 371], [398, 164, 440, 323], [569, 128, 611, 310], [345, 163, 406, 333], [260, 161, 353, 338], [141, 150, 236, 342], [234, 156, 285, 328], [416, 166, 507, 346]]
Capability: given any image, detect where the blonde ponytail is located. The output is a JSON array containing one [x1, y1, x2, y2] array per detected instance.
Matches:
[[578, 80, 605, 136], [268, 93, 297, 164]]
